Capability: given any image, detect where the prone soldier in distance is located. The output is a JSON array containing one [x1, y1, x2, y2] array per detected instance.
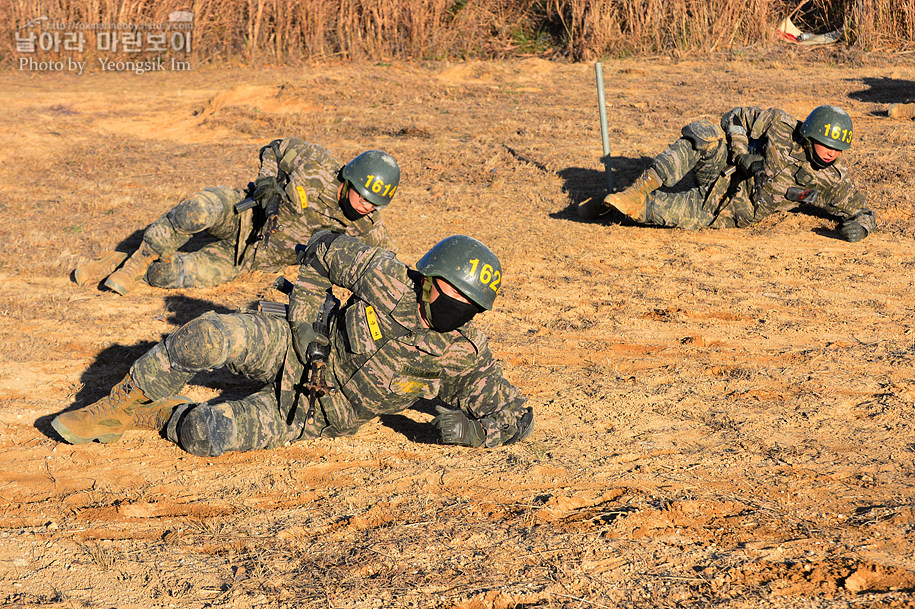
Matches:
[[53, 233, 533, 455], [73, 140, 400, 294], [580, 105, 875, 242]]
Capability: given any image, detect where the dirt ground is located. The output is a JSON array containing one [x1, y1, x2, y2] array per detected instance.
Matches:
[[1, 48, 915, 608]]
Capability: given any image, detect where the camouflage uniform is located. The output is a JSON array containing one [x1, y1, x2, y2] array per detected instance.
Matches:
[[140, 139, 394, 289], [126, 235, 528, 456], [640, 107, 875, 231]]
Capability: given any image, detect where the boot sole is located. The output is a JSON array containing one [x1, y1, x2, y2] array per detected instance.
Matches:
[[51, 396, 194, 444], [51, 416, 123, 444]]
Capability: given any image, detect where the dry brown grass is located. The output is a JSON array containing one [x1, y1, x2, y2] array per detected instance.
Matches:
[[1, 0, 913, 64]]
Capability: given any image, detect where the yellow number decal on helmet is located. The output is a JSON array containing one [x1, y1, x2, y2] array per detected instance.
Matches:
[[468, 258, 502, 293], [823, 124, 853, 145], [364, 175, 398, 199]]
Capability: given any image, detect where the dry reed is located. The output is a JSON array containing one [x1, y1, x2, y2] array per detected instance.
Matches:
[[1, 0, 912, 65]]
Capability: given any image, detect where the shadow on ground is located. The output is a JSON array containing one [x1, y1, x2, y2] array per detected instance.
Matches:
[[847, 77, 915, 115], [36, 295, 241, 440], [552, 156, 653, 223]]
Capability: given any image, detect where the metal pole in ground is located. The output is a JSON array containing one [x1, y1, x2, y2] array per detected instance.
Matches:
[[595, 62, 614, 193]]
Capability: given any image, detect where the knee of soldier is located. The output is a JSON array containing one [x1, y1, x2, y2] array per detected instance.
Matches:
[[168, 402, 238, 457], [147, 256, 187, 289], [681, 120, 725, 155], [165, 312, 231, 372], [143, 216, 177, 256], [166, 188, 232, 234]]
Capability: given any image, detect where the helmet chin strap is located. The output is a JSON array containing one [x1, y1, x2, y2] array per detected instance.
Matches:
[[421, 276, 435, 325]]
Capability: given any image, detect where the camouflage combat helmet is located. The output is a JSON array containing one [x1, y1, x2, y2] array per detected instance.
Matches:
[[340, 150, 400, 207], [416, 235, 502, 310], [800, 105, 853, 151]]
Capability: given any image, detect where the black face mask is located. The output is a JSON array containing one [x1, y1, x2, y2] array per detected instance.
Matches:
[[422, 278, 480, 332], [339, 183, 367, 221]]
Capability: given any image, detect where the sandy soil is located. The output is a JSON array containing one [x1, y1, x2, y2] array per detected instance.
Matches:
[[1, 48, 915, 608]]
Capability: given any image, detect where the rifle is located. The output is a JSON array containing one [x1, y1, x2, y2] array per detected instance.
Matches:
[[233, 165, 289, 249], [300, 291, 338, 426], [262, 277, 339, 432], [255, 277, 295, 317]]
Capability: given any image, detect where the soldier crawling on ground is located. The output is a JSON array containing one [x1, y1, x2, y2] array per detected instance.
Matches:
[[73, 139, 400, 295], [580, 105, 875, 242], [52, 232, 533, 456]]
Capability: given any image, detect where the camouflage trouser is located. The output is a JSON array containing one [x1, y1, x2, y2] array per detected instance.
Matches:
[[129, 310, 328, 456], [141, 186, 252, 289], [643, 121, 736, 229]]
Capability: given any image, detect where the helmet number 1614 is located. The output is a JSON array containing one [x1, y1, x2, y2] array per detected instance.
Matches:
[[364, 175, 397, 197]]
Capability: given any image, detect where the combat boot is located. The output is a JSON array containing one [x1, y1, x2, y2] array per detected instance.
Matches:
[[51, 374, 186, 444], [131, 396, 193, 432], [602, 168, 663, 222], [73, 251, 129, 286], [889, 103, 915, 120], [103, 242, 158, 295]]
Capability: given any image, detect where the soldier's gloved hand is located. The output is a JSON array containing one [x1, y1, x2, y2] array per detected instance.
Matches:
[[433, 405, 485, 447], [839, 219, 868, 242], [290, 321, 316, 363], [252, 176, 288, 205], [736, 153, 765, 177]]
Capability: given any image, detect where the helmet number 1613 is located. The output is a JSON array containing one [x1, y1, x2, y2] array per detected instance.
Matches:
[[823, 124, 852, 145]]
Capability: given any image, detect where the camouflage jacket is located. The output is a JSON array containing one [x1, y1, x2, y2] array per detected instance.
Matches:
[[718, 107, 875, 231], [245, 138, 394, 267], [279, 235, 529, 447]]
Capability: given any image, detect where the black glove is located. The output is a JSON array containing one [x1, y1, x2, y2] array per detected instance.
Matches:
[[252, 176, 288, 205], [736, 153, 765, 177], [433, 405, 485, 447], [839, 219, 868, 242]]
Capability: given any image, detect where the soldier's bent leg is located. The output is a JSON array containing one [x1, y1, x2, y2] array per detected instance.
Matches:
[[154, 311, 291, 456], [143, 186, 245, 256], [643, 188, 715, 229], [166, 389, 302, 457], [134, 310, 289, 394], [636, 120, 728, 228], [147, 240, 246, 289], [652, 121, 726, 187], [105, 187, 244, 294]]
